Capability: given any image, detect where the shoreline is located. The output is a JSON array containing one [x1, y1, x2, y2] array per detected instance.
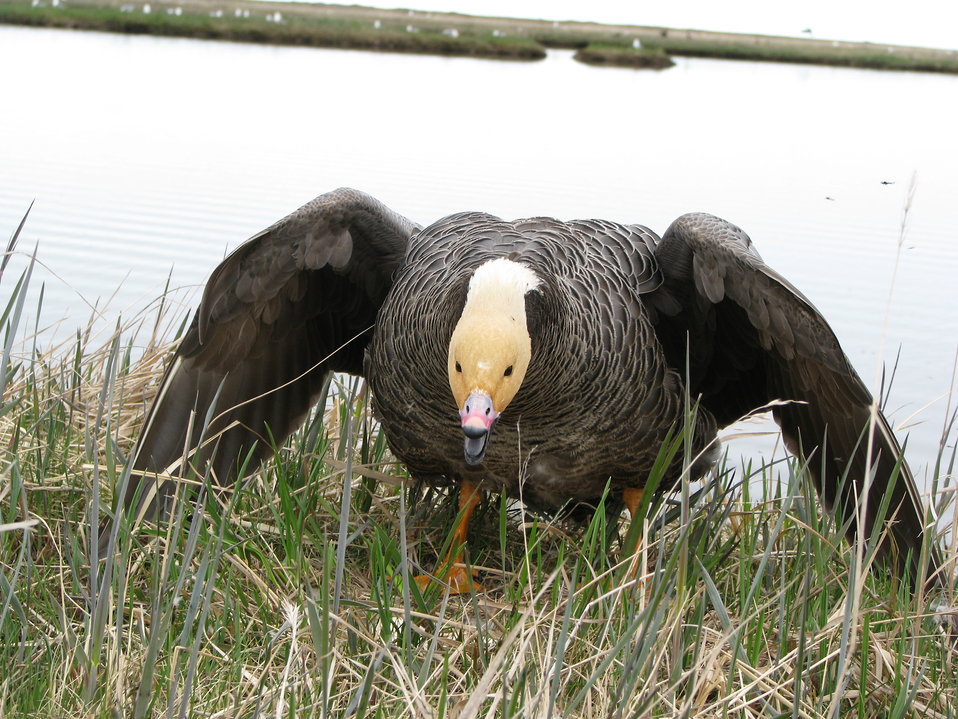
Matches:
[[3, 0, 958, 73]]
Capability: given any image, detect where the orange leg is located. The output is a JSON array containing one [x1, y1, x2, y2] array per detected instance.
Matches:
[[415, 479, 483, 594], [622, 487, 645, 580]]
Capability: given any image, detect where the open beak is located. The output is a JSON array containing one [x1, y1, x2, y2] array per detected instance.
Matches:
[[460, 391, 498, 465]]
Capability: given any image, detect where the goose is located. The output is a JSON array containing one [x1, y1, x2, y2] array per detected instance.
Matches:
[[103, 187, 940, 592]]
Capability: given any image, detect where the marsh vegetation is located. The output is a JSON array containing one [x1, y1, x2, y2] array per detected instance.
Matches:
[[0, 208, 955, 717], [3, 0, 958, 72]]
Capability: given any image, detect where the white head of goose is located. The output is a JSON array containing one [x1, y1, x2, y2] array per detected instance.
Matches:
[[448, 258, 540, 465], [100, 187, 943, 594]]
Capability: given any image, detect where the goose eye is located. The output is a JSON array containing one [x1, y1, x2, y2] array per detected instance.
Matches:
[[455, 361, 462, 373], [504, 365, 514, 377]]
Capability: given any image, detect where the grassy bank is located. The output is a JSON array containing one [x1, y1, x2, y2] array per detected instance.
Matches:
[[3, 0, 958, 73], [574, 44, 675, 70], [0, 0, 547, 59], [0, 209, 956, 717], [640, 35, 958, 74]]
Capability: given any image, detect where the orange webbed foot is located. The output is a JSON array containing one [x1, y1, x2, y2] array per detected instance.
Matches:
[[414, 563, 483, 595]]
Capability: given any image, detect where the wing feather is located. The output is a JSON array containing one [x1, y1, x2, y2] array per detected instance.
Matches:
[[103, 188, 419, 547]]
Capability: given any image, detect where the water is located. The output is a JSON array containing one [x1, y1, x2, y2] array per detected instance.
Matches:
[[1, 26, 956, 478]]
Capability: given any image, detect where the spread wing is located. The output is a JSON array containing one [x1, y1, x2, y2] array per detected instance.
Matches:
[[106, 188, 419, 540], [648, 212, 939, 586]]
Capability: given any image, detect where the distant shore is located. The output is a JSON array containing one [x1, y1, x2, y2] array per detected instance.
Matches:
[[4, 0, 958, 73]]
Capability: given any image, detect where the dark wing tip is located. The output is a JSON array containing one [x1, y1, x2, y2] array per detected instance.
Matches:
[[653, 212, 940, 587], [109, 189, 419, 538]]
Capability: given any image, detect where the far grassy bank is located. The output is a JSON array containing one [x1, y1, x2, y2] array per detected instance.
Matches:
[[574, 44, 675, 70], [0, 1, 548, 59], [642, 34, 958, 73], [3, 0, 958, 73]]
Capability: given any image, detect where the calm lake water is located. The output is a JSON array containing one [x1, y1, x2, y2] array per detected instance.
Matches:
[[1, 25, 956, 479]]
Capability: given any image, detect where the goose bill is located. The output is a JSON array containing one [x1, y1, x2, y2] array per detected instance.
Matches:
[[463, 431, 491, 466], [460, 392, 498, 465]]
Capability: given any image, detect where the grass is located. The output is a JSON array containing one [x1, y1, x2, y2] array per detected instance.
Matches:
[[0, 206, 956, 718], [574, 44, 675, 70], [0, 1, 547, 60], [639, 36, 958, 74], [4, 0, 958, 73]]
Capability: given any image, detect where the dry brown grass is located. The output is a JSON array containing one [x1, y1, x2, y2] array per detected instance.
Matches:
[[0, 210, 955, 718]]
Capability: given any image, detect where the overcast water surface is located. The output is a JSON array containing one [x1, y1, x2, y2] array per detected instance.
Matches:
[[1, 26, 956, 481]]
